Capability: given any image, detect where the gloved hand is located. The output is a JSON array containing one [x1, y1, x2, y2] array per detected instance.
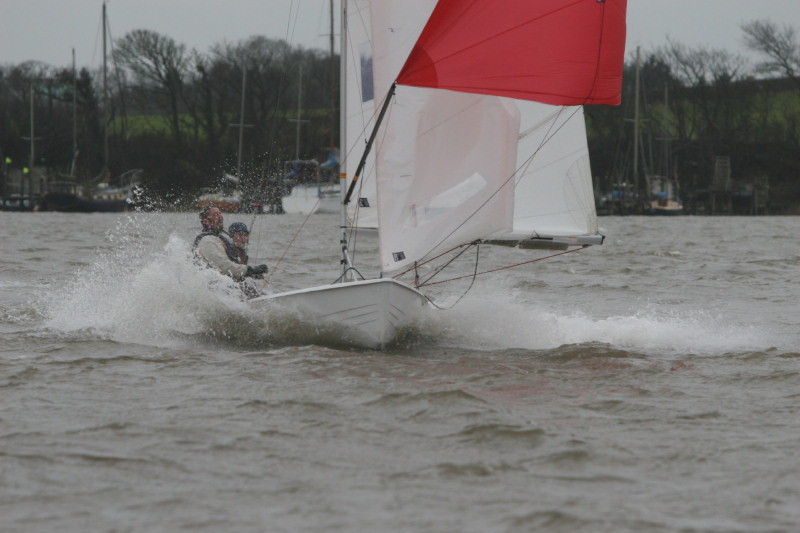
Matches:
[[246, 264, 268, 278]]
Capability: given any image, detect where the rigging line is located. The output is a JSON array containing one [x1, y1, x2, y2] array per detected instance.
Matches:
[[248, 0, 308, 258], [514, 106, 569, 187], [262, 202, 316, 287], [421, 246, 587, 288], [423, 245, 482, 310], [91, 12, 101, 68], [285, 1, 300, 44], [256, 0, 317, 283], [262, 8, 376, 281], [333, 266, 367, 284], [417, 242, 479, 288], [391, 241, 473, 280]]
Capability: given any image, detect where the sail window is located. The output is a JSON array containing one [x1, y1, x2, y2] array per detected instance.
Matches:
[[359, 42, 374, 102]]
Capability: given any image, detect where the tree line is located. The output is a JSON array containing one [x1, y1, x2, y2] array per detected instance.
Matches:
[[1, 19, 798, 212], [585, 20, 800, 213], [1, 32, 338, 207]]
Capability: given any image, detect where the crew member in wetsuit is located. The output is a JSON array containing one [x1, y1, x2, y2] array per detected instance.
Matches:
[[194, 207, 267, 284], [226, 222, 265, 299], [227, 222, 250, 264]]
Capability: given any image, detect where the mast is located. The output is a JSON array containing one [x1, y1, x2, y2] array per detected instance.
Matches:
[[29, 85, 35, 184], [662, 83, 669, 179], [288, 66, 309, 161], [102, 1, 109, 181], [236, 67, 246, 181], [22, 85, 41, 206], [295, 65, 302, 160], [632, 46, 640, 211], [329, 0, 336, 154], [71, 48, 78, 176], [339, 0, 354, 280]]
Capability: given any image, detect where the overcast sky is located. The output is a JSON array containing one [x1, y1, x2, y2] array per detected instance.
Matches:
[[2, 0, 799, 69]]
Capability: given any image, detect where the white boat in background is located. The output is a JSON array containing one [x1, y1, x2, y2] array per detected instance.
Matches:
[[281, 185, 339, 215], [646, 175, 684, 216], [280, 159, 340, 215], [197, 173, 242, 213], [251, 0, 627, 349]]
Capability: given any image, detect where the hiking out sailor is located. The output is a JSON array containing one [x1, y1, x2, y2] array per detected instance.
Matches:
[[227, 221, 265, 299], [227, 222, 250, 264], [194, 207, 268, 286]]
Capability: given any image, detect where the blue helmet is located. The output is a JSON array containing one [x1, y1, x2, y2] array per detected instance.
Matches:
[[228, 222, 249, 235]]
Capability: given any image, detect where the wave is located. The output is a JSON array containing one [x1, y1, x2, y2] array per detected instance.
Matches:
[[414, 289, 782, 356], [37, 215, 789, 356]]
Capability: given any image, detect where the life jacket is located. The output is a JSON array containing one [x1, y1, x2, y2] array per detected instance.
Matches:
[[193, 231, 240, 263], [230, 246, 248, 265]]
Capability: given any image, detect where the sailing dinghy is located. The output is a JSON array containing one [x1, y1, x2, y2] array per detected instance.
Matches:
[[250, 0, 627, 349]]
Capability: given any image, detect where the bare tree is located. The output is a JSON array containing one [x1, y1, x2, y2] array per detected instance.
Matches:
[[657, 40, 751, 142], [742, 19, 800, 89], [114, 30, 190, 146]]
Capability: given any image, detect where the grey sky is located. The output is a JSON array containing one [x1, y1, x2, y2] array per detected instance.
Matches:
[[1, 0, 799, 69]]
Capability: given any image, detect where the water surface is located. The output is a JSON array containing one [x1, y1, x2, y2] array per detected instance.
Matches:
[[1, 212, 798, 532]]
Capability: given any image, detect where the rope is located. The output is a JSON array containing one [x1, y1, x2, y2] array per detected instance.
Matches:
[[391, 242, 473, 281], [417, 243, 478, 287], [262, 206, 316, 287], [423, 244, 481, 310], [419, 246, 587, 288]]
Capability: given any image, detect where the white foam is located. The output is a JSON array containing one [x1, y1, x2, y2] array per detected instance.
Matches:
[[418, 291, 775, 355], [39, 216, 784, 354], [44, 232, 248, 347]]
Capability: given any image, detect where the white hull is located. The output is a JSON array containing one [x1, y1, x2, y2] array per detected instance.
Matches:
[[647, 199, 684, 216], [282, 184, 340, 215], [249, 278, 428, 349]]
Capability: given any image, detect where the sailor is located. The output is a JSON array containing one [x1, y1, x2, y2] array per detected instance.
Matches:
[[227, 221, 251, 265], [194, 207, 268, 284], [227, 221, 266, 299]]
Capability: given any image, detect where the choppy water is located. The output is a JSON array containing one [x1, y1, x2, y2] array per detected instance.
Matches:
[[1, 212, 799, 532]]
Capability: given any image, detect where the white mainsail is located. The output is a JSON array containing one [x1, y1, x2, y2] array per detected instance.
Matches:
[[342, 0, 379, 230]]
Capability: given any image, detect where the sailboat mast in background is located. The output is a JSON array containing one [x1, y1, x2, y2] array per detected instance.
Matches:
[[102, 2, 109, 181]]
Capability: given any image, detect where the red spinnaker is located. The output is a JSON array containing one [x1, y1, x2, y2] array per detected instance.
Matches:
[[396, 0, 627, 106]]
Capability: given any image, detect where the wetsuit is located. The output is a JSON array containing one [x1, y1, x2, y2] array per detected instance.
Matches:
[[193, 231, 249, 280]]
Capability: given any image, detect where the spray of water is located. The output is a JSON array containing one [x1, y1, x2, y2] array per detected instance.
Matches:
[[41, 214, 778, 355], [416, 290, 775, 356]]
